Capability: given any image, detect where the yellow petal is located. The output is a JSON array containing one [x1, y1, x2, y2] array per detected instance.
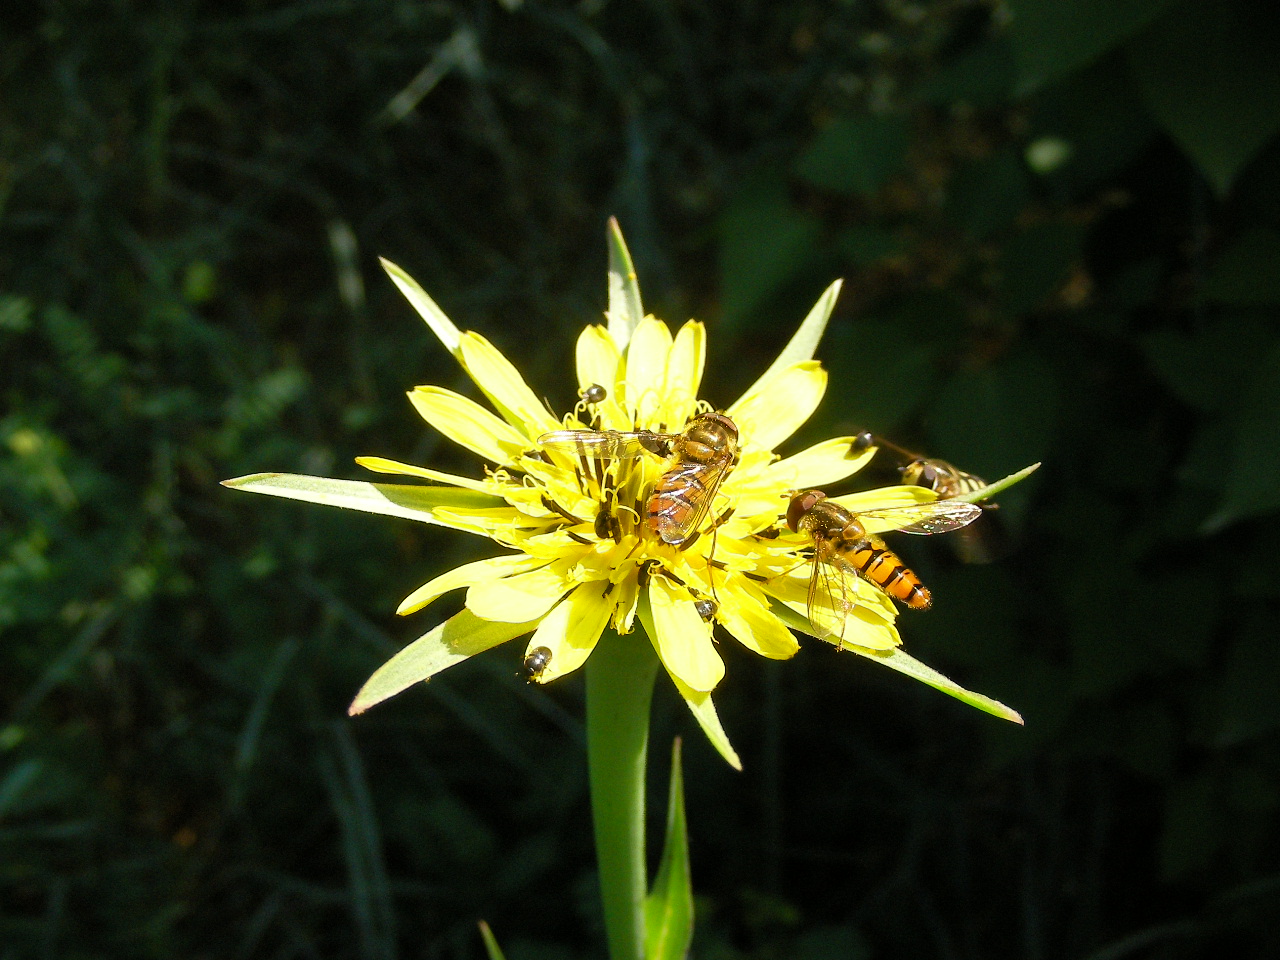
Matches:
[[458, 332, 561, 436], [661, 321, 706, 425], [766, 436, 875, 489], [576, 324, 622, 394], [623, 317, 673, 425], [466, 564, 573, 622], [727, 361, 826, 452], [397, 554, 545, 616], [356, 456, 499, 494], [717, 583, 800, 660], [524, 582, 614, 683], [408, 386, 531, 466], [647, 575, 723, 693]]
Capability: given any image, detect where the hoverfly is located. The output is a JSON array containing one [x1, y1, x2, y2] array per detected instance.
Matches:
[[852, 431, 1002, 563], [538, 412, 739, 547], [521, 646, 553, 681], [785, 489, 981, 644]]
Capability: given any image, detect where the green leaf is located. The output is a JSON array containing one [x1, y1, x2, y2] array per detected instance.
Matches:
[[221, 473, 503, 524], [380, 258, 462, 356], [794, 114, 911, 195], [719, 174, 822, 325], [1129, 1, 1280, 195], [1203, 229, 1280, 305], [1007, 0, 1176, 93], [607, 217, 644, 349], [917, 38, 1017, 108], [944, 150, 1029, 239], [1203, 341, 1280, 532], [348, 609, 537, 714], [477, 921, 507, 960], [644, 738, 694, 960]]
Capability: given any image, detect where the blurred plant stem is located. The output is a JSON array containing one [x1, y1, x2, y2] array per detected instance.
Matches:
[[586, 631, 660, 960]]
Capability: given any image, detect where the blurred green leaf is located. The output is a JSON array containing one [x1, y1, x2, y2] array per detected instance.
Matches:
[[927, 353, 1060, 483], [1142, 316, 1275, 414], [945, 150, 1030, 239], [1007, 0, 1176, 93], [1129, 0, 1280, 195], [719, 175, 822, 325], [794, 114, 911, 196], [1204, 340, 1280, 531], [1215, 615, 1280, 747], [1160, 776, 1220, 880], [837, 225, 906, 266], [1204, 229, 1280, 305], [644, 739, 693, 960], [999, 221, 1088, 313], [917, 38, 1016, 108]]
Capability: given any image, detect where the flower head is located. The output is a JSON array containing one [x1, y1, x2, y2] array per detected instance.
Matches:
[[225, 223, 1028, 767]]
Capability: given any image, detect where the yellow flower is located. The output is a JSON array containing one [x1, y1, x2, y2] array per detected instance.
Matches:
[[225, 227, 1027, 768]]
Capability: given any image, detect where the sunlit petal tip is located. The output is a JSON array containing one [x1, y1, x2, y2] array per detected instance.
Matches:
[[728, 361, 827, 452]]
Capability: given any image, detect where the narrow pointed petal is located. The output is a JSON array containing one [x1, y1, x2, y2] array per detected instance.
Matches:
[[767, 436, 876, 490], [221, 474, 503, 527], [408, 386, 533, 466], [348, 608, 535, 714], [727, 362, 826, 452], [466, 564, 573, 623], [768, 591, 901, 650], [398, 555, 545, 616], [458, 332, 561, 436], [717, 584, 800, 660], [381, 258, 462, 356], [524, 582, 614, 682], [646, 576, 724, 693]]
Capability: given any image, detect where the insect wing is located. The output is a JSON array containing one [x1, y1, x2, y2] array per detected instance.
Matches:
[[652, 453, 733, 544], [856, 499, 982, 535], [537, 430, 654, 460], [804, 543, 853, 643]]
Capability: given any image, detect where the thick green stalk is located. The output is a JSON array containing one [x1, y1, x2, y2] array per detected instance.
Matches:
[[585, 630, 660, 960]]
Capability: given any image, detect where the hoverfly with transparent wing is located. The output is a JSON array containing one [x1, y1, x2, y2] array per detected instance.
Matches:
[[785, 489, 982, 645], [538, 412, 739, 547]]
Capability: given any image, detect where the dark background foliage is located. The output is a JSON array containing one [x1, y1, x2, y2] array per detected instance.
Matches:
[[4, 0, 1280, 957]]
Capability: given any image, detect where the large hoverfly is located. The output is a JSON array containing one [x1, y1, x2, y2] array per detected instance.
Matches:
[[785, 489, 981, 644], [538, 412, 739, 547]]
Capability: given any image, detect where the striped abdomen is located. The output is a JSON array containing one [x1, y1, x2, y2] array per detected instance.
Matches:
[[831, 538, 932, 610]]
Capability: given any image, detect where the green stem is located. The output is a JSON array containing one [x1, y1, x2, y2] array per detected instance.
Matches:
[[585, 630, 660, 960]]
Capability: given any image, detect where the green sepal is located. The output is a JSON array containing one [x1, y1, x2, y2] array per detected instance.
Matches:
[[607, 217, 644, 348], [380, 257, 462, 356], [221, 473, 503, 524], [770, 603, 1023, 724], [348, 609, 537, 715], [644, 738, 694, 960], [953, 462, 1041, 504], [477, 921, 507, 960]]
